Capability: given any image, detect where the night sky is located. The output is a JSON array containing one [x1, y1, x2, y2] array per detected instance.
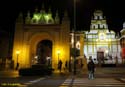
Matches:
[[0, 0, 125, 33]]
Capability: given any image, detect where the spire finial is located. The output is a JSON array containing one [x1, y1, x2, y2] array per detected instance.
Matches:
[[25, 11, 31, 24], [16, 12, 23, 23], [41, 3, 44, 9], [55, 10, 60, 24], [35, 7, 38, 13]]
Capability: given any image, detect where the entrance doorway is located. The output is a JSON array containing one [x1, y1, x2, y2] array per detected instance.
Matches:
[[97, 52, 104, 66], [36, 40, 52, 66]]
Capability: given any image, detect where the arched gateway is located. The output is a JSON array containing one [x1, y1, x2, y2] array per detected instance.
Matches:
[[12, 10, 70, 71]]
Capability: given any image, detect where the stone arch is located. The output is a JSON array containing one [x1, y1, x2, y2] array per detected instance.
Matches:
[[28, 32, 54, 66], [36, 40, 52, 66]]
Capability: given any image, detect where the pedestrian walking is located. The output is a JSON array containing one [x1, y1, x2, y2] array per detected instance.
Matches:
[[65, 61, 68, 69], [87, 57, 95, 79], [58, 60, 62, 72], [64, 61, 68, 72], [15, 62, 19, 70]]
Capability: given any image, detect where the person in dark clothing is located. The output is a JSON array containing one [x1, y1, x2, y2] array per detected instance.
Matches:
[[58, 60, 62, 72], [65, 61, 68, 69], [87, 57, 95, 79], [15, 62, 19, 70]]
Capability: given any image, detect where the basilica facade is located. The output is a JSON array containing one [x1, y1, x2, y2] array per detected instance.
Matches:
[[83, 10, 122, 65]]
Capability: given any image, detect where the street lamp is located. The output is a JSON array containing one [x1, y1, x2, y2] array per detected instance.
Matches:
[[57, 49, 60, 63], [16, 50, 20, 70], [73, 0, 77, 75]]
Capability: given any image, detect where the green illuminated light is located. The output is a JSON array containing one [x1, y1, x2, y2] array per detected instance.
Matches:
[[44, 14, 49, 20], [34, 14, 41, 21], [31, 10, 54, 24]]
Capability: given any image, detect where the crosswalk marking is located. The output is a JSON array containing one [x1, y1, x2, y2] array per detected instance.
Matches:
[[29, 77, 45, 83], [60, 78, 125, 87], [20, 77, 45, 87], [121, 78, 125, 81]]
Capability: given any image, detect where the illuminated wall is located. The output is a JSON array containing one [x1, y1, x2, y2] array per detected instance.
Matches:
[[84, 10, 122, 64], [12, 8, 125, 72], [70, 31, 86, 70], [12, 9, 70, 70], [120, 22, 125, 63]]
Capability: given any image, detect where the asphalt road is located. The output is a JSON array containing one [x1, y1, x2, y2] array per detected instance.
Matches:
[[0, 67, 125, 87]]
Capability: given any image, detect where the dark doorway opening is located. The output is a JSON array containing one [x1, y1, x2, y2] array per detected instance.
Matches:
[[36, 40, 52, 66], [97, 51, 104, 66]]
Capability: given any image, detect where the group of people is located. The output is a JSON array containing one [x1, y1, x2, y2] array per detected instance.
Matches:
[[58, 57, 96, 80], [58, 60, 68, 73]]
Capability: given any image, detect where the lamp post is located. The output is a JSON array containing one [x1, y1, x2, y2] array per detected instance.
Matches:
[[16, 50, 20, 70], [73, 0, 77, 75], [57, 50, 60, 64], [116, 36, 119, 65]]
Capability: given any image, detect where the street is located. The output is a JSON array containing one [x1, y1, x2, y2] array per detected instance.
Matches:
[[0, 67, 125, 87]]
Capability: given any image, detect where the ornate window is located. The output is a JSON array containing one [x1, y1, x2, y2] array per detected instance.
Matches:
[[99, 33, 105, 40]]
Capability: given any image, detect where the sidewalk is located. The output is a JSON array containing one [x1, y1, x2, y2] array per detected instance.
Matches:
[[52, 67, 125, 77], [75, 67, 125, 78], [0, 70, 19, 78], [0, 67, 125, 78], [94, 67, 125, 74]]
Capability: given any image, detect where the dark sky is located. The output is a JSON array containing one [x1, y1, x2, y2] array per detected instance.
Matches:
[[0, 0, 125, 33]]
